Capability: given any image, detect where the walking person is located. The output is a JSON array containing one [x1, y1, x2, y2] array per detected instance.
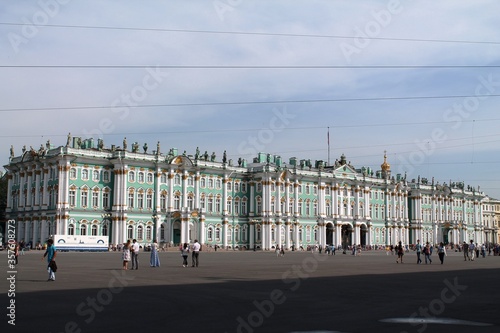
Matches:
[[437, 242, 447, 264], [415, 240, 423, 264], [469, 240, 475, 261], [424, 242, 432, 264], [181, 243, 190, 267], [42, 239, 57, 281], [191, 239, 201, 267], [122, 240, 131, 270], [131, 239, 140, 269], [462, 241, 469, 261], [396, 241, 404, 263], [150, 240, 160, 267]]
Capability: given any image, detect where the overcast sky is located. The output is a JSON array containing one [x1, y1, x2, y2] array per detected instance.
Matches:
[[1, 0, 499, 198]]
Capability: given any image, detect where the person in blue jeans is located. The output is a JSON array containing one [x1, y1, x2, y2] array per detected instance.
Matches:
[[424, 242, 432, 264], [415, 240, 423, 264], [43, 239, 57, 281]]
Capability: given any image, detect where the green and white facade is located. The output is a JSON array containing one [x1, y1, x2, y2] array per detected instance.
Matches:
[[4, 137, 498, 249]]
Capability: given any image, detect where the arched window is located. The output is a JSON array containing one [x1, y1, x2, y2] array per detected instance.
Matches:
[[174, 174, 181, 186], [69, 168, 77, 179], [80, 224, 87, 236], [92, 170, 99, 181], [137, 225, 144, 240], [146, 226, 152, 240], [82, 169, 89, 180], [147, 173, 153, 183], [127, 225, 134, 239], [200, 177, 206, 188], [128, 171, 135, 182], [160, 173, 167, 183], [160, 225, 165, 241], [215, 227, 221, 240], [68, 224, 74, 235], [207, 227, 213, 241], [138, 172, 145, 183], [174, 194, 181, 210], [91, 224, 98, 236], [102, 223, 108, 236]]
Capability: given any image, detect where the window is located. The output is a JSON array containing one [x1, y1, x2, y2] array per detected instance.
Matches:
[[200, 177, 206, 188], [128, 191, 134, 208], [207, 227, 213, 241], [92, 191, 99, 208], [102, 223, 108, 236], [215, 197, 221, 213], [146, 192, 153, 210], [147, 173, 153, 183], [216, 179, 222, 189], [138, 192, 144, 209], [305, 200, 311, 215], [208, 178, 214, 188], [200, 195, 206, 210], [326, 202, 331, 216], [128, 171, 135, 182], [174, 194, 180, 210], [137, 225, 144, 240], [127, 225, 134, 239], [160, 192, 167, 210], [298, 201, 303, 215], [187, 176, 194, 186], [234, 182, 240, 193], [256, 198, 262, 214], [227, 198, 232, 214], [103, 171, 110, 182], [241, 182, 247, 193], [68, 224, 74, 235], [174, 174, 181, 186], [215, 228, 221, 240], [92, 170, 99, 181], [138, 172, 145, 183], [208, 196, 213, 212], [234, 198, 240, 215], [69, 168, 77, 179], [91, 225, 98, 236], [227, 181, 232, 192], [160, 225, 165, 241], [80, 224, 87, 236], [241, 199, 247, 215], [187, 195, 194, 210], [81, 190, 88, 207], [82, 169, 89, 180], [313, 201, 318, 216], [146, 226, 152, 240], [306, 185, 310, 195], [161, 173, 167, 183], [69, 188, 76, 207], [257, 182, 262, 193], [102, 191, 110, 209]]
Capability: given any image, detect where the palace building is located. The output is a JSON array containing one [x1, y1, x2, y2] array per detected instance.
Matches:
[[4, 135, 498, 250]]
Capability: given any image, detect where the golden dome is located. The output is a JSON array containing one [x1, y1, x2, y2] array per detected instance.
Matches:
[[381, 151, 391, 172]]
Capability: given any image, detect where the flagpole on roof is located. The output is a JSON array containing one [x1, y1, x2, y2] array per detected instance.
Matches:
[[327, 127, 330, 166]]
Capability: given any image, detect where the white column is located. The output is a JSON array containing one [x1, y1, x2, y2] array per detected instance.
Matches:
[[199, 215, 206, 244]]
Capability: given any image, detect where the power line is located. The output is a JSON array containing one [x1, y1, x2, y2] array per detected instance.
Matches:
[[1, 65, 500, 69], [2, 95, 500, 113], [1, 22, 500, 45]]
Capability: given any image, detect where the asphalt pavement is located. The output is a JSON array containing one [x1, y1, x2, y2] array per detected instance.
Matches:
[[2, 249, 499, 333]]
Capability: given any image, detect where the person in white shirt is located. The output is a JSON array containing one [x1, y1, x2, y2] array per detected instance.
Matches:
[[131, 239, 140, 269], [469, 240, 475, 261], [191, 240, 201, 267]]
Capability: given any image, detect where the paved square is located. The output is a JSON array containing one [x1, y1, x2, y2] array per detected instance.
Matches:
[[3, 249, 500, 332]]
